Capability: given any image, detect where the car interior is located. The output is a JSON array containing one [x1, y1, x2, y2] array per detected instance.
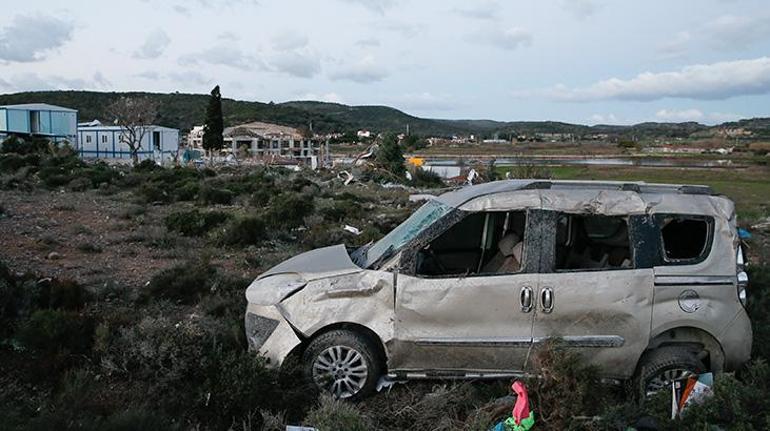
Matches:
[[554, 214, 632, 270], [415, 211, 527, 277]]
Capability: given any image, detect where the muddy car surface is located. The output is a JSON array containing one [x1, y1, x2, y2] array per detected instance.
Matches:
[[245, 180, 752, 399]]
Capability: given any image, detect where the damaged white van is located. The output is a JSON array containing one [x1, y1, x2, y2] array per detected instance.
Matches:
[[245, 180, 752, 399]]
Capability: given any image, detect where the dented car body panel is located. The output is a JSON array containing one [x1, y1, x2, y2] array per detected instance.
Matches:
[[245, 179, 752, 380]]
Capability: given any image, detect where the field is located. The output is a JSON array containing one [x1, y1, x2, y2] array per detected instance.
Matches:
[[1, 145, 769, 430]]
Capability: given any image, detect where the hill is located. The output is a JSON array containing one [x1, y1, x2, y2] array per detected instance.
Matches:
[[0, 90, 768, 138]]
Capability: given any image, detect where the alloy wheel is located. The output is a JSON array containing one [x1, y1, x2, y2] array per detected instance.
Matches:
[[645, 368, 695, 396], [312, 345, 369, 398]]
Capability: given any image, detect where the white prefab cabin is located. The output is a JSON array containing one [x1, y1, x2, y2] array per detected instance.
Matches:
[[76, 123, 180, 163]]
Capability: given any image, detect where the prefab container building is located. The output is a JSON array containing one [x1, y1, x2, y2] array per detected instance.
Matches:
[[77, 123, 180, 163], [0, 103, 78, 143]]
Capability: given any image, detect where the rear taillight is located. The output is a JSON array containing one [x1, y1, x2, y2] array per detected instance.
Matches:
[[736, 245, 748, 307]]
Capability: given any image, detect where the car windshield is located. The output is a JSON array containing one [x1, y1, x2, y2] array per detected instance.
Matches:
[[355, 199, 452, 268]]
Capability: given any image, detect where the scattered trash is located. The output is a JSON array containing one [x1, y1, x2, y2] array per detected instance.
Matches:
[[338, 170, 355, 185], [405, 170, 413, 181], [738, 228, 752, 240], [409, 194, 437, 202], [467, 168, 478, 185], [343, 225, 361, 235], [750, 218, 770, 231], [671, 372, 714, 420], [491, 381, 535, 431], [376, 375, 403, 392], [286, 426, 317, 431]]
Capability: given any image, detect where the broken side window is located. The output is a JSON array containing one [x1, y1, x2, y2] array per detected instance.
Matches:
[[415, 210, 527, 277], [555, 213, 633, 271], [658, 215, 713, 263]]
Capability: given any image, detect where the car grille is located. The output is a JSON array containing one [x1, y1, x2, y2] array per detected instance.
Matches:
[[244, 313, 280, 351]]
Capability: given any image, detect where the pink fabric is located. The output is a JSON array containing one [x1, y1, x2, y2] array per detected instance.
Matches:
[[512, 381, 530, 425]]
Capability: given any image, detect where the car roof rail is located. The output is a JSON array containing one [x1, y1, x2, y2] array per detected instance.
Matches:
[[521, 180, 715, 196]]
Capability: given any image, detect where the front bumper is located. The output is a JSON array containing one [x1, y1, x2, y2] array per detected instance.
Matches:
[[245, 303, 302, 367]]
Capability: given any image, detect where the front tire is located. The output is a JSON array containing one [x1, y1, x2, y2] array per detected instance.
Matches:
[[635, 346, 706, 399], [301, 330, 382, 400]]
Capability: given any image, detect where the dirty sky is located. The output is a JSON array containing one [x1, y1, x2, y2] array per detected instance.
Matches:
[[1, 0, 769, 125]]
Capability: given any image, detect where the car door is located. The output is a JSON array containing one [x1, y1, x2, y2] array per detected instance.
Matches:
[[533, 210, 654, 379], [389, 209, 541, 376]]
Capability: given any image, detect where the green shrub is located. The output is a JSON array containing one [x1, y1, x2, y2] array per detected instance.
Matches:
[[164, 209, 231, 237], [47, 278, 89, 311], [217, 216, 266, 247], [67, 177, 92, 192], [748, 265, 770, 362], [174, 180, 200, 201], [199, 184, 234, 205], [139, 259, 217, 304], [410, 168, 444, 188], [320, 199, 364, 222], [133, 159, 160, 172], [18, 309, 95, 355], [266, 193, 314, 229], [305, 395, 370, 431], [138, 183, 172, 203], [1, 135, 49, 155], [0, 153, 40, 173]]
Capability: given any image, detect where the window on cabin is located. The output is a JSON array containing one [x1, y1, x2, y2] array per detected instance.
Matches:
[[555, 214, 632, 271], [659, 216, 712, 262], [85, 135, 92, 143], [101, 135, 107, 143]]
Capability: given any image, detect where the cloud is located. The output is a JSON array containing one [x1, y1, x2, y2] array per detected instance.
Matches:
[[271, 33, 309, 51], [217, 31, 240, 42], [133, 29, 171, 59], [389, 92, 457, 112], [330, 55, 388, 83], [0, 72, 108, 92], [655, 108, 704, 122], [135, 71, 161, 80], [268, 52, 321, 78], [537, 57, 770, 102], [561, 0, 600, 20], [589, 113, 619, 124], [0, 14, 75, 63], [340, 0, 395, 14], [377, 21, 421, 38], [355, 38, 380, 47], [453, 1, 501, 20], [167, 71, 212, 86], [468, 27, 532, 51], [179, 45, 254, 70], [705, 14, 770, 51], [657, 31, 692, 60], [297, 92, 344, 103]]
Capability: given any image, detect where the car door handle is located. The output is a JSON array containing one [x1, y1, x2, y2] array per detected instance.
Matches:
[[541, 287, 554, 313], [520, 286, 533, 313]]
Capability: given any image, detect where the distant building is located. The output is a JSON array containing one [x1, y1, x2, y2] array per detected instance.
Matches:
[[221, 121, 328, 168], [357, 130, 372, 139], [187, 125, 205, 148], [77, 120, 180, 163], [0, 103, 78, 143]]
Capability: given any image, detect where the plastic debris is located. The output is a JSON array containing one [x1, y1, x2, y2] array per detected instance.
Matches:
[[343, 225, 362, 235], [738, 227, 752, 240], [286, 426, 316, 431], [375, 375, 403, 392], [491, 381, 535, 431], [338, 170, 355, 186], [671, 372, 714, 419]]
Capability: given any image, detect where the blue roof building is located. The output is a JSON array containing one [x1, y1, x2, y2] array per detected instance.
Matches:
[[0, 103, 78, 143]]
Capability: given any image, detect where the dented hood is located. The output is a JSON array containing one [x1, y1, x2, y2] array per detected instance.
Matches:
[[245, 244, 362, 305]]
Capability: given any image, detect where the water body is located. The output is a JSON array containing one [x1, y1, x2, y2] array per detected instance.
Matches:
[[422, 157, 747, 169]]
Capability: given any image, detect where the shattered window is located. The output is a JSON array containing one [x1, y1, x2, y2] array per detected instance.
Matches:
[[659, 216, 712, 262], [358, 199, 452, 268], [555, 214, 632, 271], [416, 211, 527, 277]]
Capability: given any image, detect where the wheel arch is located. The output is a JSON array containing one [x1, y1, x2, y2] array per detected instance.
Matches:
[[288, 322, 389, 371], [643, 326, 725, 373]]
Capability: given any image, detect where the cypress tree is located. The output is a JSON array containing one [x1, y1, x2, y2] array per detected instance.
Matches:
[[202, 85, 224, 158], [376, 133, 406, 178]]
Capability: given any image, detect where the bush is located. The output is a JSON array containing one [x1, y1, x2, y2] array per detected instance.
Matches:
[[67, 177, 92, 192], [266, 193, 314, 229], [747, 265, 770, 362], [164, 209, 231, 237], [305, 395, 371, 431], [1, 135, 49, 155], [525, 339, 608, 430], [410, 168, 444, 188], [174, 180, 200, 201], [139, 259, 217, 304], [18, 309, 95, 355], [199, 184, 234, 205], [217, 216, 267, 247], [0, 153, 40, 173], [133, 159, 160, 172], [138, 183, 172, 203]]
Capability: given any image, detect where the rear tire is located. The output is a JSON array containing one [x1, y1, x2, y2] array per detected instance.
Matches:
[[301, 329, 382, 401], [635, 346, 706, 399]]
